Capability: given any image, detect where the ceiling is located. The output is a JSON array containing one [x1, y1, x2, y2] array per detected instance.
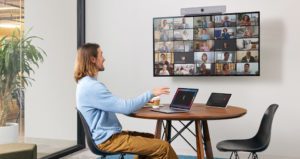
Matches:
[[0, 0, 24, 23]]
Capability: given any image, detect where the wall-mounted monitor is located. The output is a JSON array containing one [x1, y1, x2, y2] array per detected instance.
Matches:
[[153, 11, 260, 76]]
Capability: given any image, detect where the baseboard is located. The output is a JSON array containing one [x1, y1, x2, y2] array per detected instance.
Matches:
[[237, 153, 299, 159], [175, 147, 299, 159]]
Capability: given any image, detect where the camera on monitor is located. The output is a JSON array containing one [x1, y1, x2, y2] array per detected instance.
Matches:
[[181, 5, 226, 16]]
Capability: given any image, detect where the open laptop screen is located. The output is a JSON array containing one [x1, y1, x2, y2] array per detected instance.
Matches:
[[206, 93, 232, 107], [170, 88, 198, 109]]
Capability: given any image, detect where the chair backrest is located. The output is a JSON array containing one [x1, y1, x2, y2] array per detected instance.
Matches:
[[253, 104, 279, 151], [77, 109, 118, 156]]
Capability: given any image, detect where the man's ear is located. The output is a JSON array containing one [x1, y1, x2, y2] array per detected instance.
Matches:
[[90, 56, 97, 63]]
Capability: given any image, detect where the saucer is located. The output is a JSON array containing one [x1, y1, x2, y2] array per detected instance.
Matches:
[[144, 104, 164, 107], [152, 105, 160, 109]]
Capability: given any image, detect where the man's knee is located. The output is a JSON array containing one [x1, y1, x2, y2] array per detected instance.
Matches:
[[160, 141, 171, 150]]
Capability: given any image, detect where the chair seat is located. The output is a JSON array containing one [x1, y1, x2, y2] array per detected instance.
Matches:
[[216, 138, 266, 152]]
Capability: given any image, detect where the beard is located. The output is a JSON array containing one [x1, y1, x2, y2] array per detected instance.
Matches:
[[98, 67, 105, 71]]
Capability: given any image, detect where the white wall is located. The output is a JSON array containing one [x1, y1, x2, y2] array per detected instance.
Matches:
[[24, 0, 77, 140], [86, 0, 300, 158]]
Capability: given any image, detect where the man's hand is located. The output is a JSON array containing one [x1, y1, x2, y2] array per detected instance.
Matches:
[[152, 87, 170, 96]]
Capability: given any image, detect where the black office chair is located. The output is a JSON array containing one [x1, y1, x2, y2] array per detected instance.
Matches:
[[216, 104, 279, 159], [77, 109, 127, 159]]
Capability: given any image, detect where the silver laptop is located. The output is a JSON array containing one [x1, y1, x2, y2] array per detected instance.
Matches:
[[151, 88, 198, 114]]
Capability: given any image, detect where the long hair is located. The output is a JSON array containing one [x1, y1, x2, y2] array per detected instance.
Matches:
[[74, 43, 100, 83]]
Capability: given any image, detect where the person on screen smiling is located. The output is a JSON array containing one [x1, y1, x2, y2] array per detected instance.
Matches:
[[240, 15, 251, 26], [243, 63, 251, 74], [222, 63, 231, 75], [201, 53, 208, 63], [161, 19, 170, 30], [198, 63, 210, 75], [159, 64, 170, 75], [159, 53, 170, 66], [221, 28, 230, 40], [221, 15, 231, 27], [200, 41, 210, 52], [222, 52, 232, 63], [243, 26, 253, 38], [241, 51, 255, 62], [198, 28, 210, 40], [74, 43, 177, 159]]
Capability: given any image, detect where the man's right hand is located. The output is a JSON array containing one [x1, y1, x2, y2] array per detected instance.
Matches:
[[152, 87, 170, 96]]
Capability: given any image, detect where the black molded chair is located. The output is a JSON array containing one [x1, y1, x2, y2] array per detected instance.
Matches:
[[216, 104, 279, 159], [77, 109, 127, 159]]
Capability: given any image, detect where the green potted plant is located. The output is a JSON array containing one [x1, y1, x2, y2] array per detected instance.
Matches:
[[0, 29, 46, 144]]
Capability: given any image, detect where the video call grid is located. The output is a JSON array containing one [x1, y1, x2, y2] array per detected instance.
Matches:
[[153, 12, 260, 76]]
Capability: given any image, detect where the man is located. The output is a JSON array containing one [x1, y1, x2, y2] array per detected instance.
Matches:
[[222, 52, 232, 63], [74, 43, 177, 159], [159, 53, 170, 66], [241, 51, 255, 62], [221, 15, 231, 27], [243, 63, 251, 74], [179, 17, 190, 29]]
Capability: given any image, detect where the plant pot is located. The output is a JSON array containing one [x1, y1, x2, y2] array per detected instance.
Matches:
[[0, 122, 19, 144]]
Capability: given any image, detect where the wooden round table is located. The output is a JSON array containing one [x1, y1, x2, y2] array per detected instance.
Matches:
[[129, 103, 247, 159]]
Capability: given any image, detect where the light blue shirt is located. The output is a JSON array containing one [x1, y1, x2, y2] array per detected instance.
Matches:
[[76, 76, 153, 145], [200, 34, 210, 40]]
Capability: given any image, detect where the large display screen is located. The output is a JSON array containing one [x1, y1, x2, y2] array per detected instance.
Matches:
[[153, 12, 260, 76]]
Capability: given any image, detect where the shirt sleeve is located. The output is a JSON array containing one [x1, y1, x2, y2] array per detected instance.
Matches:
[[90, 82, 154, 115]]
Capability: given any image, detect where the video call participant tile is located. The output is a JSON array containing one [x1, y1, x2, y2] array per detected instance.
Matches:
[[236, 38, 259, 51], [174, 64, 195, 75], [236, 63, 259, 75], [214, 14, 237, 27], [174, 52, 194, 64], [214, 39, 236, 51]]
